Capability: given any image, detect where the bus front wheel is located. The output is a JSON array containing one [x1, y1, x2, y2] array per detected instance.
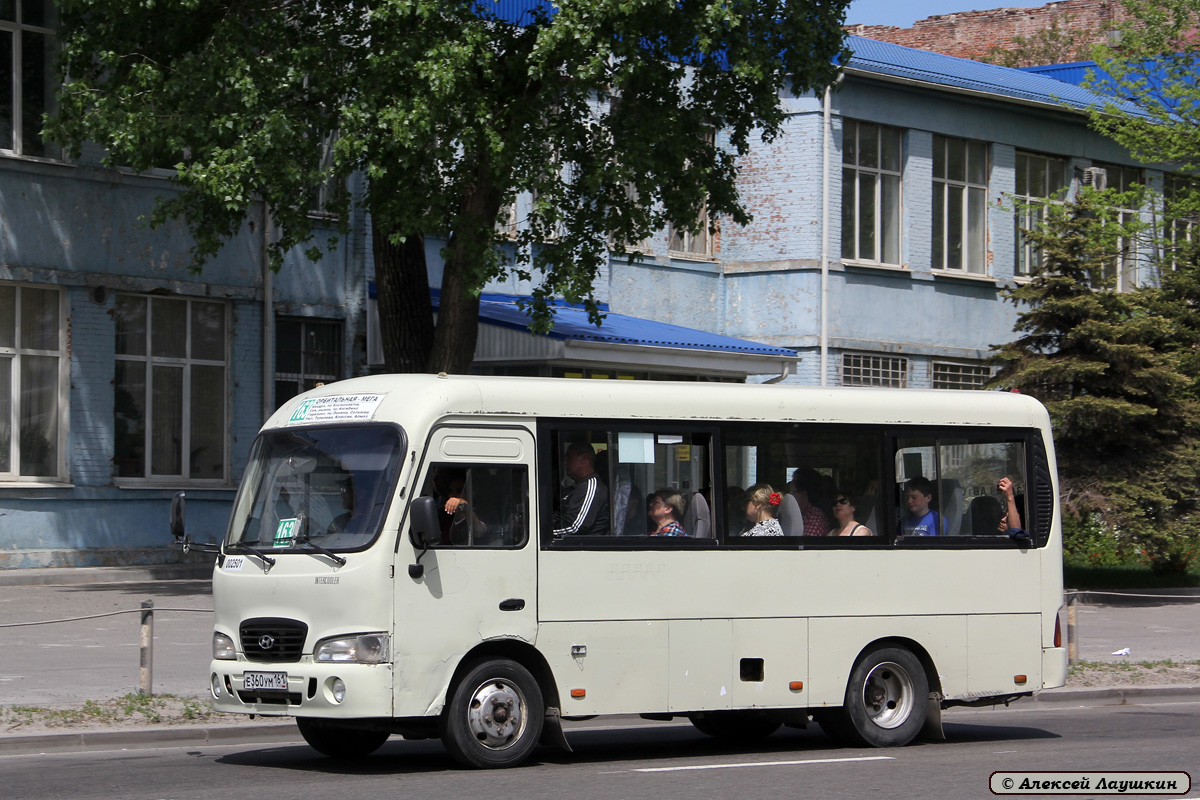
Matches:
[[441, 658, 544, 769], [839, 646, 928, 747], [296, 718, 390, 758]]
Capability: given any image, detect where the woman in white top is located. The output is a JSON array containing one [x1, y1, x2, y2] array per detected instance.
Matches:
[[743, 484, 784, 536]]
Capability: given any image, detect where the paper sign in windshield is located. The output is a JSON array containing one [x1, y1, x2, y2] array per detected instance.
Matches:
[[286, 394, 384, 425], [274, 518, 299, 546]]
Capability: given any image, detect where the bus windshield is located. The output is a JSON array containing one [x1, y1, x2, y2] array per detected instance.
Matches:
[[226, 425, 405, 551]]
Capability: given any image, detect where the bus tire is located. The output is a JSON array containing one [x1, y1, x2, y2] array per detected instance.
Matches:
[[441, 658, 544, 769], [296, 718, 390, 758], [840, 646, 929, 747], [688, 710, 782, 741]]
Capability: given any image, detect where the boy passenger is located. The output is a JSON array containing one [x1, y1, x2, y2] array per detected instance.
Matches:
[[553, 441, 610, 536], [898, 477, 943, 536]]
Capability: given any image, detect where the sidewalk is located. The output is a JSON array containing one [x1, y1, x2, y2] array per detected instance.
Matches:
[[0, 566, 1196, 755]]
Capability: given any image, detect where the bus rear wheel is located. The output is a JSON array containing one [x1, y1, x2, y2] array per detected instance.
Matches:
[[296, 718, 390, 758], [688, 710, 782, 741], [838, 646, 928, 747], [441, 658, 544, 769]]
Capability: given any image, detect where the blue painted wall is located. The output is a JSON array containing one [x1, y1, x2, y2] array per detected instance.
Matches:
[[0, 159, 366, 568]]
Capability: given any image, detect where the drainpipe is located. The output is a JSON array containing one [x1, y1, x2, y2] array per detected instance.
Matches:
[[262, 202, 274, 422], [820, 84, 832, 387]]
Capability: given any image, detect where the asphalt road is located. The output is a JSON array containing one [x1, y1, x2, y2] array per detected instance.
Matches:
[[0, 702, 1197, 800], [0, 579, 1197, 706]]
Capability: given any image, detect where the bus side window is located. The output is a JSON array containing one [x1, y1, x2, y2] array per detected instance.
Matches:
[[421, 462, 528, 547], [895, 440, 942, 537], [942, 441, 1027, 538]]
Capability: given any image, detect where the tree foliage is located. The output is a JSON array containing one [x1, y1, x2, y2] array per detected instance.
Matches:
[[48, 0, 850, 372], [993, 189, 1200, 573]]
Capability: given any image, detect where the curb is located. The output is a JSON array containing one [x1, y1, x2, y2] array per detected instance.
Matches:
[[0, 563, 213, 587], [3, 686, 1197, 755], [0, 722, 299, 755], [1031, 684, 1200, 706]]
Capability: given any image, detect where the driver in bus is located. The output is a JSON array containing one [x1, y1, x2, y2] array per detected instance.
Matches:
[[553, 441, 610, 536]]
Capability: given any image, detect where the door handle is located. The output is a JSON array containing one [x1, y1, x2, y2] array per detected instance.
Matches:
[[499, 598, 526, 611]]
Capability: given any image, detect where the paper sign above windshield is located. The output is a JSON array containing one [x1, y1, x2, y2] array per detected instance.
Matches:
[[286, 394, 385, 425]]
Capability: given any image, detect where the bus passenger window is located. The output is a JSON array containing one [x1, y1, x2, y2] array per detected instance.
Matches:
[[941, 440, 1027, 538], [895, 438, 1028, 539], [421, 463, 528, 547], [550, 429, 712, 538]]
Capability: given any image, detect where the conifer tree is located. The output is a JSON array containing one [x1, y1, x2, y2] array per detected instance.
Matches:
[[993, 189, 1200, 572]]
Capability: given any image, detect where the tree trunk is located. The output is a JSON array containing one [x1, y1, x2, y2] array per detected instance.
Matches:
[[372, 223, 434, 373], [427, 165, 504, 374]]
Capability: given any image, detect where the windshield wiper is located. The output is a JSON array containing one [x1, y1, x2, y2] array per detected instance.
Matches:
[[226, 541, 277, 573], [293, 536, 348, 567]]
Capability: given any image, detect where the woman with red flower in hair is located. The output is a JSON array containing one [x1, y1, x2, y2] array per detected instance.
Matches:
[[742, 484, 784, 537]]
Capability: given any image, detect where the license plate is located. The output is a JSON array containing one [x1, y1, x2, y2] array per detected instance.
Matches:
[[243, 671, 288, 690]]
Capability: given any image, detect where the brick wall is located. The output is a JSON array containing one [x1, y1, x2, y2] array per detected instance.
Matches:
[[847, 0, 1130, 63]]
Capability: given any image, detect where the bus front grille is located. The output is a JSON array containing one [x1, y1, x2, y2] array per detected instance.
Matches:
[[240, 618, 308, 662]]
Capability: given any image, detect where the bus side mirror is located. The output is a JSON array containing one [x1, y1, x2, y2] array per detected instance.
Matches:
[[408, 496, 440, 579], [409, 496, 440, 548], [170, 492, 187, 540]]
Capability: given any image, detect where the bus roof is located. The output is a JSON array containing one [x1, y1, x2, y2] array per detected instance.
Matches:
[[266, 374, 1051, 433]]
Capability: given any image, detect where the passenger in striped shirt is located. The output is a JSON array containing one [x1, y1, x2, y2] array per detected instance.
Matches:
[[553, 441, 610, 536]]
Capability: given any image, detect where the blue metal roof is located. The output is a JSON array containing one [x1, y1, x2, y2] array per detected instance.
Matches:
[[1020, 61, 1100, 86], [846, 35, 1123, 114], [435, 291, 798, 358]]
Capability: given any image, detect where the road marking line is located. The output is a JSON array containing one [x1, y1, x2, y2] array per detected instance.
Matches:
[[635, 756, 894, 773]]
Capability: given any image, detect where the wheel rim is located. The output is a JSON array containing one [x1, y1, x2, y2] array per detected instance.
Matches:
[[465, 677, 527, 750], [860, 661, 915, 729]]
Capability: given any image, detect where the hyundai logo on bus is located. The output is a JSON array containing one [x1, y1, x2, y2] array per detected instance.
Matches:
[[259, 635, 276, 651]]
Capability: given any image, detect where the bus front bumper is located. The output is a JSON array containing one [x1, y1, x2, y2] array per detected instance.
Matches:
[[208, 658, 393, 718]]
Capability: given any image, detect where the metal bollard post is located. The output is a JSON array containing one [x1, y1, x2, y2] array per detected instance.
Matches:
[[139, 600, 154, 696], [1067, 593, 1078, 667]]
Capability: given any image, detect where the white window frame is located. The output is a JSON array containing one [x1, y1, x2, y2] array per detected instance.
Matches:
[[113, 294, 230, 484], [1093, 163, 1143, 292], [1014, 152, 1067, 278], [1, 1, 57, 157], [841, 119, 903, 266], [0, 282, 68, 482], [932, 361, 992, 391], [932, 135, 989, 275], [1164, 173, 1195, 273], [842, 353, 908, 388]]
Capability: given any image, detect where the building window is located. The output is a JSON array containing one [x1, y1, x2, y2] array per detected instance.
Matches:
[[667, 207, 712, 258], [1, 1, 57, 157], [113, 295, 228, 482], [842, 353, 908, 388], [932, 135, 988, 274], [1093, 164, 1143, 291], [1164, 173, 1195, 271], [932, 361, 991, 390], [1014, 152, 1066, 277], [0, 283, 65, 480], [841, 120, 902, 265], [668, 128, 715, 259], [275, 317, 342, 407]]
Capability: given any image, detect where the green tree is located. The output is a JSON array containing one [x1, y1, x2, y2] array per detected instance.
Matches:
[[993, 188, 1200, 572], [47, 0, 850, 373]]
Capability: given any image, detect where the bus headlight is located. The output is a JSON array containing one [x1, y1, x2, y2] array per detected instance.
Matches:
[[314, 634, 390, 664], [213, 632, 237, 660]]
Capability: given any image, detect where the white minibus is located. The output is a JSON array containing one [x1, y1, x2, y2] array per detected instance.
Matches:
[[171, 374, 1066, 768]]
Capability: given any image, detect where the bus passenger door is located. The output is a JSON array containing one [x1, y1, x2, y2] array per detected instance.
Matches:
[[394, 426, 538, 713]]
